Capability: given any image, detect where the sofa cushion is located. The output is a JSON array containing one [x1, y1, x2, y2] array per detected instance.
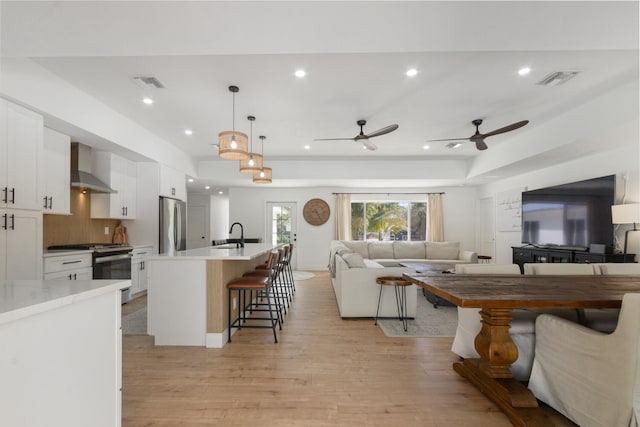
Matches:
[[342, 241, 370, 258], [425, 241, 459, 260], [368, 242, 395, 259], [342, 252, 367, 268], [363, 259, 385, 268], [393, 241, 426, 259]]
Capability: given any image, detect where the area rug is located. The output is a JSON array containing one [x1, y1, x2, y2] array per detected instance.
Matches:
[[292, 271, 315, 281], [377, 290, 458, 337], [122, 307, 147, 335]]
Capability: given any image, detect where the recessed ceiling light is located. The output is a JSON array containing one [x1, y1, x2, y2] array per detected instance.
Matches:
[[304, 145, 310, 150], [142, 97, 154, 105], [406, 68, 418, 77], [184, 129, 193, 135], [423, 144, 430, 150], [188, 178, 194, 183], [204, 185, 210, 190], [518, 67, 531, 76], [295, 69, 306, 78], [218, 191, 224, 195]]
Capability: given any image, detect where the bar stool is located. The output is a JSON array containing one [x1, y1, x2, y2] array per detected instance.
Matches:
[[227, 250, 281, 343], [282, 243, 296, 297], [243, 248, 288, 318]]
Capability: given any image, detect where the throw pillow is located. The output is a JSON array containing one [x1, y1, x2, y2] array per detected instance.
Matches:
[[425, 241, 460, 260], [368, 242, 395, 259], [342, 252, 366, 268], [335, 246, 352, 256], [393, 241, 426, 259], [342, 241, 370, 258]]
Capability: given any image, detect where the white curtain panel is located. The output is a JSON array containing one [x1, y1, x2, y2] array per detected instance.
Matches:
[[335, 194, 352, 240], [427, 193, 444, 242]]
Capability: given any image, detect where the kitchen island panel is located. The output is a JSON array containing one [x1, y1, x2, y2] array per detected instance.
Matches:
[[0, 280, 126, 427], [206, 255, 268, 338]]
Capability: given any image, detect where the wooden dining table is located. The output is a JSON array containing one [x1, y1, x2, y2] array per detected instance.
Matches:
[[403, 272, 640, 427]]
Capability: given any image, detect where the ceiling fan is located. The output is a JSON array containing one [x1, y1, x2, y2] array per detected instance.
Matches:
[[427, 118, 529, 151], [314, 119, 398, 151]]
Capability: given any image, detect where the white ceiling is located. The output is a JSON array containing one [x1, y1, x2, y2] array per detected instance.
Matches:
[[1, 1, 638, 191]]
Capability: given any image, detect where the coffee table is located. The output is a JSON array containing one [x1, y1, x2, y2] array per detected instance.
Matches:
[[399, 262, 456, 308]]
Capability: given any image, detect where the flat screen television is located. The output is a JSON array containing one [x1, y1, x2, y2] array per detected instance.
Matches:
[[521, 175, 615, 249]]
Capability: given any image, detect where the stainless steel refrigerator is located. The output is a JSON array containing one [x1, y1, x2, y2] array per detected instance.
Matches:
[[159, 196, 187, 254]]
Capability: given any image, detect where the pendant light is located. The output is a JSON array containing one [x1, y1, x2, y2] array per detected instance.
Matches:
[[239, 115, 263, 174], [218, 85, 249, 160], [253, 135, 273, 184]]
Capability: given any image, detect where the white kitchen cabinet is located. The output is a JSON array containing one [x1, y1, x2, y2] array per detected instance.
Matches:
[[0, 279, 126, 427], [44, 251, 93, 280], [0, 209, 43, 281], [42, 127, 71, 215], [91, 151, 137, 219], [160, 164, 186, 201], [0, 99, 44, 211], [131, 245, 152, 294]]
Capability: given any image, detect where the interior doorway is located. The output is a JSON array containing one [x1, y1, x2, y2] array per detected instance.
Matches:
[[479, 197, 495, 261], [266, 202, 297, 269], [187, 205, 208, 249]]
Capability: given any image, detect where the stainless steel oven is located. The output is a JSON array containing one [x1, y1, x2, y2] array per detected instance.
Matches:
[[92, 245, 133, 303], [48, 243, 133, 303]]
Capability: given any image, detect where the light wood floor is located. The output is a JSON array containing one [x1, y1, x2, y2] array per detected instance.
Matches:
[[122, 271, 569, 427]]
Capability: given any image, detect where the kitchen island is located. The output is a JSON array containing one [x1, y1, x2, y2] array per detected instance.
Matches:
[[146, 243, 279, 348], [0, 279, 130, 427]]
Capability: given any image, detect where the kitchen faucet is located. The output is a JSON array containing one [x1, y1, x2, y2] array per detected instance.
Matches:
[[229, 222, 245, 248]]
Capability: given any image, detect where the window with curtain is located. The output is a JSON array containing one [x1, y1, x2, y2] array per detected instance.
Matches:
[[350, 201, 427, 241]]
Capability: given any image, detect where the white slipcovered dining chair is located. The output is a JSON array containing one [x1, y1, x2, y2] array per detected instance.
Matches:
[[597, 263, 640, 275], [451, 263, 543, 380], [524, 262, 620, 333], [523, 262, 596, 275], [528, 293, 640, 427]]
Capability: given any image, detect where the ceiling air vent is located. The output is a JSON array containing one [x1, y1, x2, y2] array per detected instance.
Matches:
[[132, 75, 166, 89], [536, 71, 580, 86]]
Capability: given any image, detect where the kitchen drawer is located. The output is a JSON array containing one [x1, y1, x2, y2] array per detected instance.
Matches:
[[45, 266, 93, 281], [132, 245, 153, 260], [44, 253, 92, 274]]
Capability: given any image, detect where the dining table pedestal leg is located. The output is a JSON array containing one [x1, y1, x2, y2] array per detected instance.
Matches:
[[451, 307, 563, 427]]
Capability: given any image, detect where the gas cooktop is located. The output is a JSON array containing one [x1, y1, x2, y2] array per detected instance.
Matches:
[[48, 243, 133, 251]]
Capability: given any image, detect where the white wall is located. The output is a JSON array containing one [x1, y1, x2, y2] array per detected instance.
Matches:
[[210, 195, 229, 241], [227, 186, 477, 271]]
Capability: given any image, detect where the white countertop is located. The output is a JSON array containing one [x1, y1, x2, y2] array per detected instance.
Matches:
[[0, 279, 130, 324], [146, 243, 280, 261]]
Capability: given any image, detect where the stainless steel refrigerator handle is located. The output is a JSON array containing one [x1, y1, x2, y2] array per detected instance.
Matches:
[[174, 204, 179, 251]]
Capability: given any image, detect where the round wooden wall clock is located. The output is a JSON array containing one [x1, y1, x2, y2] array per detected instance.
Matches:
[[303, 198, 331, 226]]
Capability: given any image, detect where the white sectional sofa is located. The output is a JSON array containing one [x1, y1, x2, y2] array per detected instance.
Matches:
[[329, 240, 477, 318]]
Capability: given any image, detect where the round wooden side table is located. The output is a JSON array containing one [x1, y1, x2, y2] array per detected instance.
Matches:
[[374, 276, 413, 331], [478, 255, 492, 264]]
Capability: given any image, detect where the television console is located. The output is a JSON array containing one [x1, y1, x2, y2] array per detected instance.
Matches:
[[512, 246, 635, 273]]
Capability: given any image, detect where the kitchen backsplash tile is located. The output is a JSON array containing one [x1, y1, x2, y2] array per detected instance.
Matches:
[[43, 188, 120, 248]]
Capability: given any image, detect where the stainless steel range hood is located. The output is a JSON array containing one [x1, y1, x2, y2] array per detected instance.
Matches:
[[70, 143, 117, 194]]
